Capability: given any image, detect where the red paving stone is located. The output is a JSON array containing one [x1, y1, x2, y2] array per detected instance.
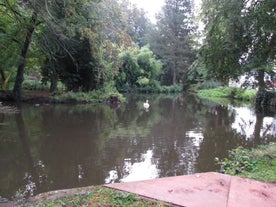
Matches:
[[105, 172, 276, 207]]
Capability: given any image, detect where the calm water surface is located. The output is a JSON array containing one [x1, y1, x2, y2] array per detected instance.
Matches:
[[0, 94, 275, 199]]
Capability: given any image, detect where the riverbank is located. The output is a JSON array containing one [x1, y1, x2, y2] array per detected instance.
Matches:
[[17, 186, 172, 207], [18, 171, 276, 207], [197, 86, 276, 106], [197, 87, 257, 102], [0, 90, 123, 104]]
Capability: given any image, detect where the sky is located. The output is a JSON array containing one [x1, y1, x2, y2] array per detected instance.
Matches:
[[129, 0, 165, 21], [129, 0, 202, 22]]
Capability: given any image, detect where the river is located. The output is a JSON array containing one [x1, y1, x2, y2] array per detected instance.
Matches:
[[0, 93, 275, 200]]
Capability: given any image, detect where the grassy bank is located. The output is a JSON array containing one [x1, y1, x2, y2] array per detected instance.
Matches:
[[216, 144, 276, 183], [26, 186, 171, 207], [198, 87, 257, 102]]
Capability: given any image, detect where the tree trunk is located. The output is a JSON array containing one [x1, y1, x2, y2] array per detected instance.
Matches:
[[50, 77, 58, 92], [255, 69, 266, 106], [253, 112, 263, 147], [0, 68, 6, 83], [13, 12, 37, 101], [50, 68, 58, 92], [173, 58, 177, 85], [257, 70, 265, 92]]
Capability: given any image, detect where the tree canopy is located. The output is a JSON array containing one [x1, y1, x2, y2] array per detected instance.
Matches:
[[150, 0, 196, 86], [0, 0, 275, 100], [201, 0, 276, 89]]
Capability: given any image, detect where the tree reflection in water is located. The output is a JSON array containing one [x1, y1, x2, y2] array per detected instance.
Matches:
[[0, 94, 275, 200]]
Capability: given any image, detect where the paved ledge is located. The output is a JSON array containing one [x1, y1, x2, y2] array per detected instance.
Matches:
[[105, 172, 276, 207]]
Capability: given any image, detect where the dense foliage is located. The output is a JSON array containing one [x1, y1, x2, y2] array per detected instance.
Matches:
[[201, 0, 276, 89], [149, 0, 196, 86], [0, 0, 275, 101], [115, 45, 162, 91]]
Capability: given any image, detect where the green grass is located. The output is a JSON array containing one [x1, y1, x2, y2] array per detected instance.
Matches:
[[53, 90, 125, 103], [216, 144, 276, 183], [198, 87, 257, 102], [26, 187, 170, 207]]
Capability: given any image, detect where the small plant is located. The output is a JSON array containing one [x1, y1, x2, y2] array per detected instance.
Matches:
[[216, 147, 256, 175], [112, 192, 141, 206], [216, 144, 276, 182]]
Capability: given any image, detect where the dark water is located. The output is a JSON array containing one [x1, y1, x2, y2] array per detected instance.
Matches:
[[0, 94, 275, 199]]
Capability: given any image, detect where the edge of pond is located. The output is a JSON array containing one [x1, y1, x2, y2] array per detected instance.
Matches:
[[0, 90, 119, 105]]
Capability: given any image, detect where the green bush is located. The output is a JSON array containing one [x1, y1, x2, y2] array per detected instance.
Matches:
[[22, 79, 48, 91], [216, 145, 276, 182], [54, 89, 125, 103], [216, 147, 256, 175]]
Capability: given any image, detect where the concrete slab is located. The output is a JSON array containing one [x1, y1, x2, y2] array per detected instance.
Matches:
[[227, 176, 276, 207], [106, 172, 231, 207], [105, 172, 276, 207]]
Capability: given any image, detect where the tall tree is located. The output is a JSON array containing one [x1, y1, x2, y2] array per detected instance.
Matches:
[[244, 0, 276, 92], [0, 0, 22, 88], [126, 5, 150, 47], [0, 0, 103, 99], [0, 0, 40, 100], [152, 0, 195, 86], [96, 0, 133, 92], [13, 11, 38, 100], [201, 0, 276, 89], [98, 0, 152, 91], [40, 0, 103, 92], [201, 0, 247, 85]]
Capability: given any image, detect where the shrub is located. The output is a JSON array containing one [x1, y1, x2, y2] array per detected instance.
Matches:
[[216, 147, 256, 175], [22, 79, 48, 91], [216, 145, 276, 182]]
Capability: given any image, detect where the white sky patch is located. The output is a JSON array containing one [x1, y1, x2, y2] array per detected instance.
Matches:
[[130, 0, 202, 23], [130, 0, 165, 22]]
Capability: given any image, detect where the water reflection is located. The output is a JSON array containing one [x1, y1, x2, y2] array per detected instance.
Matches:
[[231, 105, 276, 141], [119, 149, 159, 182], [0, 94, 275, 200]]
